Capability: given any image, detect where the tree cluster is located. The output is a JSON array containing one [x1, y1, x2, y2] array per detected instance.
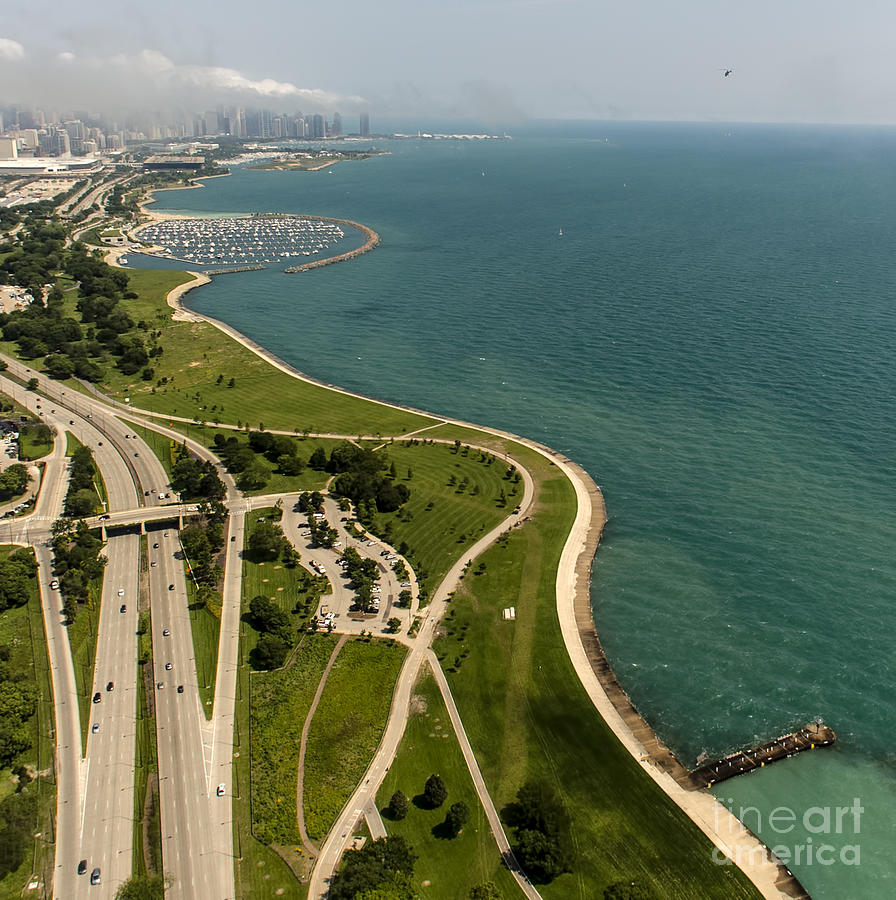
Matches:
[[180, 520, 224, 587], [326, 442, 411, 524], [170, 449, 227, 501], [0, 790, 37, 879], [247, 519, 289, 561], [0, 230, 154, 384], [51, 519, 107, 621], [0, 463, 29, 501], [0, 642, 38, 768], [503, 782, 573, 883], [212, 430, 307, 492], [340, 546, 381, 611], [329, 836, 417, 900], [0, 548, 37, 612], [63, 444, 100, 517]]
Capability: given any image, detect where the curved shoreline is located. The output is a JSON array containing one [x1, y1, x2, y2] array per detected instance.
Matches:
[[109, 189, 804, 897], [143, 273, 805, 899]]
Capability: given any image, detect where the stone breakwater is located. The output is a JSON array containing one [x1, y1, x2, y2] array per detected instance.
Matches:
[[283, 217, 380, 273]]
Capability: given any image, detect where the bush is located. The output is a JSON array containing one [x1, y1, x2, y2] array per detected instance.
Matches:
[[445, 800, 470, 836]]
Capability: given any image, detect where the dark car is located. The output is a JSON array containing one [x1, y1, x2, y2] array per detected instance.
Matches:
[[153, 543, 159, 549], [106, 681, 114, 692], [90, 867, 101, 885], [134, 452, 139, 458], [177, 685, 184, 693], [230, 536, 236, 542], [77, 859, 87, 875], [92, 692, 101, 703], [120, 604, 126, 613], [168, 584, 174, 591], [69, 420, 75, 425]]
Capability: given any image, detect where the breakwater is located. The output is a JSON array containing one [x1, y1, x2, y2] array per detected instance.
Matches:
[[202, 265, 265, 275], [283, 216, 380, 273], [690, 723, 836, 789]]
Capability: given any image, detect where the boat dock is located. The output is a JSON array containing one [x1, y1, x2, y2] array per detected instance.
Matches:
[[689, 722, 836, 788]]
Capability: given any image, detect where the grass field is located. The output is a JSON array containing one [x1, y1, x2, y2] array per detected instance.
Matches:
[[302, 637, 407, 844], [0, 547, 56, 899], [372, 440, 519, 598], [432, 452, 761, 900], [232, 508, 326, 900], [68, 573, 104, 750], [376, 666, 521, 900], [250, 635, 338, 848], [17, 423, 53, 461], [182, 569, 221, 718], [75, 267, 438, 437]]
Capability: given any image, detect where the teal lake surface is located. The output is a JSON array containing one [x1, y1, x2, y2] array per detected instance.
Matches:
[[135, 123, 895, 898]]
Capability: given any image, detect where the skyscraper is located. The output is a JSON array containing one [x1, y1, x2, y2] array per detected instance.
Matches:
[[360, 113, 370, 137]]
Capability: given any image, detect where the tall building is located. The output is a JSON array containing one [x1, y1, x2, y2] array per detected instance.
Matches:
[[310, 114, 325, 139], [0, 137, 17, 160], [360, 113, 370, 137], [330, 112, 342, 137]]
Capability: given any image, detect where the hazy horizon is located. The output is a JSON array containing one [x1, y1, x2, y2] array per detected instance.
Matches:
[[3, 1, 896, 127]]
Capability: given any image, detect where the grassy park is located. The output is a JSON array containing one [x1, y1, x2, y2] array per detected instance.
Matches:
[[373, 439, 521, 598], [302, 637, 407, 843], [376, 667, 520, 900]]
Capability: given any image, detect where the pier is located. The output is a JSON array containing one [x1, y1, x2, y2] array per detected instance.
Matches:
[[689, 722, 836, 788]]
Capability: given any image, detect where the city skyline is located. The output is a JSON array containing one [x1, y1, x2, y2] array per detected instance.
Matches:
[[4, 1, 896, 125]]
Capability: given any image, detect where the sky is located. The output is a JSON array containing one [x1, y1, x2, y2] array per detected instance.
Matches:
[[2, 0, 896, 125]]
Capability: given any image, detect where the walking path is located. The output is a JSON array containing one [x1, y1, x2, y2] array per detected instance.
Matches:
[[296, 635, 348, 856]]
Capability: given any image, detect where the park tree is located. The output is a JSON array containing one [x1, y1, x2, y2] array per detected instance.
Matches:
[[237, 458, 270, 491], [329, 836, 417, 900], [445, 801, 470, 837], [504, 781, 573, 883], [249, 595, 290, 634], [386, 617, 402, 634], [64, 488, 97, 518], [250, 634, 289, 670], [423, 774, 447, 809], [469, 882, 502, 900], [309, 446, 328, 470], [248, 520, 287, 559], [386, 790, 409, 820]]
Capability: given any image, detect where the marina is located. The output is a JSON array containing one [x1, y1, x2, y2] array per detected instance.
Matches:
[[134, 214, 347, 267]]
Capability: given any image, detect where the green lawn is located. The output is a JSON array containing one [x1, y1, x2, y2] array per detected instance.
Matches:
[[0, 547, 56, 899], [17, 423, 53, 461], [433, 452, 761, 900], [250, 635, 338, 850], [376, 667, 521, 900], [71, 267, 438, 437], [372, 441, 519, 598], [303, 637, 407, 843], [67, 572, 103, 750]]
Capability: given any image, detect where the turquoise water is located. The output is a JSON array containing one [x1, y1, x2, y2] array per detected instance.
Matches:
[[138, 123, 896, 898]]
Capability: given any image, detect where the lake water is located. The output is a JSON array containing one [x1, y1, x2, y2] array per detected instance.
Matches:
[[134, 123, 896, 898]]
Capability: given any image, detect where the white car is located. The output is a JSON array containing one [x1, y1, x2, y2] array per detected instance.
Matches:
[[117, 588, 125, 596], [165, 662, 173, 671], [216, 783, 226, 796], [50, 580, 59, 590]]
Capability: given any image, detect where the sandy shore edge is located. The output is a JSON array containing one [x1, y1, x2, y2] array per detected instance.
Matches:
[[108, 211, 807, 899]]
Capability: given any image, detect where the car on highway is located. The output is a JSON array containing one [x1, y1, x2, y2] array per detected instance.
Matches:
[[77, 859, 87, 875], [91, 723, 99, 734], [99, 514, 110, 521], [50, 580, 59, 589], [69, 420, 75, 426], [153, 543, 159, 549], [165, 662, 172, 670], [216, 783, 226, 796], [150, 561, 157, 567], [231, 536, 236, 541], [162, 629, 170, 636], [168, 584, 174, 591], [106, 681, 114, 692], [157, 682, 164, 689], [120, 604, 126, 613], [117, 588, 125, 596], [134, 452, 139, 457], [90, 867, 101, 885], [92, 692, 101, 703], [177, 685, 184, 693]]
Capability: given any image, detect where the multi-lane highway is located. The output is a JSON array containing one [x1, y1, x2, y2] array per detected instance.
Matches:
[[1, 359, 237, 898]]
